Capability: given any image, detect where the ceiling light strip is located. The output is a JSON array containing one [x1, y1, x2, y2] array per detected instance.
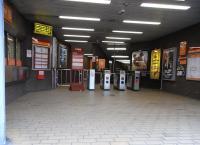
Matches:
[[65, 40, 88, 43], [59, 16, 100, 21], [62, 27, 94, 31], [111, 56, 129, 58], [107, 48, 127, 51], [123, 20, 161, 25], [112, 30, 143, 34], [64, 34, 91, 38], [102, 41, 125, 44], [141, 3, 191, 10], [106, 37, 131, 40], [63, 0, 111, 4]]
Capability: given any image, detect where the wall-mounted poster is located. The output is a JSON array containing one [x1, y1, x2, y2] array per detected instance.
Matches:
[[7, 33, 15, 66], [58, 43, 68, 68], [150, 49, 161, 80], [132, 51, 148, 71], [32, 38, 51, 70], [177, 41, 187, 77], [98, 59, 106, 71], [162, 47, 177, 81], [186, 47, 200, 81]]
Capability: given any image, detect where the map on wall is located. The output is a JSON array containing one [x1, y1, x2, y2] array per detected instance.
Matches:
[[162, 47, 177, 81], [186, 47, 200, 81], [132, 51, 148, 71]]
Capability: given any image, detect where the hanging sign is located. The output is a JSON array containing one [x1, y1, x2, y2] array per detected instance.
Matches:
[[34, 23, 53, 36], [150, 49, 161, 80]]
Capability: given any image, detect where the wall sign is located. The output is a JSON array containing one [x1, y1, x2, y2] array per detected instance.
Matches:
[[162, 47, 177, 81], [4, 3, 12, 24], [71, 48, 83, 70], [32, 38, 50, 70], [150, 49, 161, 80], [34, 23, 53, 36], [132, 51, 148, 71], [186, 47, 200, 81], [179, 41, 187, 65]]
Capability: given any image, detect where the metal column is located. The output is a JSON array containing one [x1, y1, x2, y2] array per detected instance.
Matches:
[[0, 0, 6, 145]]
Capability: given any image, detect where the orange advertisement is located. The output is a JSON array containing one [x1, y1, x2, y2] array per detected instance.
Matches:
[[98, 59, 106, 71], [4, 3, 12, 24]]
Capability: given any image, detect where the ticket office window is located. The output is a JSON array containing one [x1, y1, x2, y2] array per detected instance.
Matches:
[[5, 32, 22, 66]]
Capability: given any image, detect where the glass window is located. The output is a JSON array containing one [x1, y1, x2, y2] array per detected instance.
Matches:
[[7, 33, 15, 66]]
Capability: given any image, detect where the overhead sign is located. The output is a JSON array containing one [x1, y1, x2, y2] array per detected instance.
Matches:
[[34, 23, 53, 36], [150, 49, 161, 80]]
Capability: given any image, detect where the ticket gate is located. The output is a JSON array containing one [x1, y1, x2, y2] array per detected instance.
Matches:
[[100, 70, 111, 90], [87, 69, 95, 90], [114, 70, 126, 90], [127, 71, 141, 91]]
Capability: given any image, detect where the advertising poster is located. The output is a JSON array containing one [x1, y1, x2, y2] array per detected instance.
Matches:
[[58, 44, 68, 68], [162, 47, 177, 81], [150, 49, 161, 80], [98, 59, 106, 71], [177, 41, 187, 77], [186, 47, 200, 81], [132, 51, 148, 71]]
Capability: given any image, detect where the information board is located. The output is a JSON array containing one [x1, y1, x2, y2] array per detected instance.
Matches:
[[162, 47, 177, 81], [150, 49, 161, 80], [32, 38, 50, 70], [71, 48, 83, 70], [186, 47, 200, 81], [34, 23, 53, 36]]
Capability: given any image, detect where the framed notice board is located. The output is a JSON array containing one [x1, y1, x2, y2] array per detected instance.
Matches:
[[32, 38, 51, 70]]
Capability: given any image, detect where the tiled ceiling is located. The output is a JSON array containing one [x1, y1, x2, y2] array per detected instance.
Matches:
[[9, 0, 200, 56]]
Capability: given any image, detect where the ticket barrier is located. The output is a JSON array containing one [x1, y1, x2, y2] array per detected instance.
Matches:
[[100, 70, 111, 90], [87, 69, 95, 90], [114, 70, 126, 90], [127, 71, 141, 91]]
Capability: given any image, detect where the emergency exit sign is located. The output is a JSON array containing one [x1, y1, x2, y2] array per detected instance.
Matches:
[[34, 23, 53, 36]]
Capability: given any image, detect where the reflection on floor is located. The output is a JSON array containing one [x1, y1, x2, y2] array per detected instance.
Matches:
[[7, 87, 200, 145]]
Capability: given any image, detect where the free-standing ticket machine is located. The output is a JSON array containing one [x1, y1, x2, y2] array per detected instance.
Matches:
[[114, 70, 126, 90], [127, 71, 141, 91], [100, 70, 111, 90]]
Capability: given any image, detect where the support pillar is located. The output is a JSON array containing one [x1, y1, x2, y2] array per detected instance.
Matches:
[[0, 0, 6, 144]]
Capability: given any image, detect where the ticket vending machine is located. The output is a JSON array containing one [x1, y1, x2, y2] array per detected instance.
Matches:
[[100, 70, 111, 90], [87, 69, 95, 90], [127, 71, 140, 91], [114, 70, 126, 90]]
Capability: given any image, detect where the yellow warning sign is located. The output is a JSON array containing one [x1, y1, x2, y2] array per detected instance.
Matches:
[[34, 23, 53, 36]]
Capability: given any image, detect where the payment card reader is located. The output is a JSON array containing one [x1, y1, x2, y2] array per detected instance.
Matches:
[[100, 70, 111, 90]]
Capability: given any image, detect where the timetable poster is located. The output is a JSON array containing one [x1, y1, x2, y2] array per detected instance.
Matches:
[[34, 46, 49, 69], [186, 47, 200, 81], [150, 49, 161, 80], [162, 47, 177, 81]]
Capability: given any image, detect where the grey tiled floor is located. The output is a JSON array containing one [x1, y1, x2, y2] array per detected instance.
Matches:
[[6, 87, 200, 145]]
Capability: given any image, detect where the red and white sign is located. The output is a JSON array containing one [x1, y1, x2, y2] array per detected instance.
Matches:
[[71, 48, 84, 70]]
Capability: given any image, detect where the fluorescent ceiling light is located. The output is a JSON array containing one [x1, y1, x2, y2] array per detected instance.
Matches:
[[116, 60, 130, 64], [106, 37, 131, 40], [107, 48, 127, 51], [84, 54, 93, 56], [65, 40, 88, 43], [112, 30, 143, 34], [141, 3, 191, 10], [64, 34, 91, 38], [102, 41, 125, 44], [63, 0, 111, 4], [62, 27, 94, 31], [123, 20, 161, 25], [111, 56, 129, 58], [59, 16, 100, 21]]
